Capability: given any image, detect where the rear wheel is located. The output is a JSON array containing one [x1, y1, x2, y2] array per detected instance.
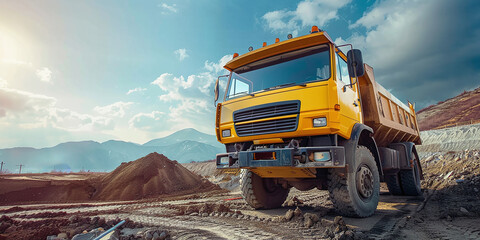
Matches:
[[399, 157, 422, 196], [385, 173, 403, 195], [328, 146, 380, 217], [240, 169, 289, 209]]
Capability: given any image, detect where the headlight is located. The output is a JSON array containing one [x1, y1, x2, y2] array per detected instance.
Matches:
[[219, 156, 230, 165], [310, 151, 331, 161], [222, 129, 231, 137], [313, 117, 327, 127]]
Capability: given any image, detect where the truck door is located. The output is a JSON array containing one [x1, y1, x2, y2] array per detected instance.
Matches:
[[336, 52, 362, 125]]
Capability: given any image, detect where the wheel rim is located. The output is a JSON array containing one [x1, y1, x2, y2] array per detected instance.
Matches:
[[356, 165, 374, 199]]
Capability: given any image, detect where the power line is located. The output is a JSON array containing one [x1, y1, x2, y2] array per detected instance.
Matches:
[[16, 164, 24, 174]]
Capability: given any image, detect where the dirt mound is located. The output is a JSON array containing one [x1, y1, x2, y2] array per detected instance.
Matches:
[[94, 152, 218, 201], [417, 86, 480, 131], [182, 160, 241, 191], [182, 160, 217, 177]]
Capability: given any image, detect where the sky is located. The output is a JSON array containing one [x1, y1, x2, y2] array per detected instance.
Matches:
[[0, 0, 479, 148]]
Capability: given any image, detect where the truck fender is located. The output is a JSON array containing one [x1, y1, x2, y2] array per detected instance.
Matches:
[[389, 142, 424, 179], [339, 123, 383, 178], [412, 145, 424, 180]]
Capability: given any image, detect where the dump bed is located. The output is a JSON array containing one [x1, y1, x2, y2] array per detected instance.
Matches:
[[358, 64, 421, 147]]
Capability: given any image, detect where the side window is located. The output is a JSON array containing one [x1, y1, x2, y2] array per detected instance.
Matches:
[[336, 53, 351, 86], [228, 77, 250, 98]]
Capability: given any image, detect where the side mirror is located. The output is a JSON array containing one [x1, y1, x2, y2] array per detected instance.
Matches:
[[347, 49, 365, 78], [214, 74, 229, 106], [214, 77, 220, 103]]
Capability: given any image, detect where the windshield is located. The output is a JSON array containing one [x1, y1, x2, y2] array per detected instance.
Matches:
[[226, 44, 330, 100]]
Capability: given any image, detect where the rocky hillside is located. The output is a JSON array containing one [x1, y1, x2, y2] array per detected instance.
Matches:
[[417, 87, 480, 131]]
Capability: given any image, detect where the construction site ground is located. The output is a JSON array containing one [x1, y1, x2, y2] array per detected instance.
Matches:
[[1, 173, 479, 239], [1, 137, 480, 239]]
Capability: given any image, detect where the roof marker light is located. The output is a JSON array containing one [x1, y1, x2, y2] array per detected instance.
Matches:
[[262, 42, 267, 47], [287, 34, 293, 39], [233, 53, 239, 58], [248, 46, 253, 52], [275, 38, 280, 43], [311, 25, 320, 33]]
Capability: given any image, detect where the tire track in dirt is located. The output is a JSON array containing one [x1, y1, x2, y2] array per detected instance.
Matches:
[[99, 213, 283, 240]]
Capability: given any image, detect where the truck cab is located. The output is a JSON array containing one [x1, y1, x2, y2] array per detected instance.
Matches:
[[214, 27, 422, 217]]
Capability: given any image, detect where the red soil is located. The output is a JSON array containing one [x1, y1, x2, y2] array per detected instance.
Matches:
[[0, 179, 95, 204]]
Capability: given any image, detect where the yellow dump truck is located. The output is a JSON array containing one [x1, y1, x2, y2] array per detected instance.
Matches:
[[214, 26, 422, 217]]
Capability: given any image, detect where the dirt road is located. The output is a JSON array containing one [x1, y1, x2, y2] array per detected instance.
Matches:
[[4, 183, 477, 240]]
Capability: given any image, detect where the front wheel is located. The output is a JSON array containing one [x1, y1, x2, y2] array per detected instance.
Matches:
[[240, 169, 289, 209], [328, 146, 380, 217]]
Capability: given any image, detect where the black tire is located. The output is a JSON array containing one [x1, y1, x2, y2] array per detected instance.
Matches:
[[385, 173, 403, 195], [328, 146, 380, 217], [240, 169, 289, 209], [399, 157, 422, 196]]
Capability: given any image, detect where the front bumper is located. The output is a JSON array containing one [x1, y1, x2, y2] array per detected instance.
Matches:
[[216, 146, 345, 169]]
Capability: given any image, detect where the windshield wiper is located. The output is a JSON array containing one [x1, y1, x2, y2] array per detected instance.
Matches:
[[265, 82, 307, 90]]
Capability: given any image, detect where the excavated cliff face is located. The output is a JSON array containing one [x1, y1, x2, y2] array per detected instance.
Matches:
[[417, 123, 480, 154]]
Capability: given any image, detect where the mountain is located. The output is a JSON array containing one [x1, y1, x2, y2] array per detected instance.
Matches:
[[143, 128, 223, 148], [158, 140, 223, 163], [0, 141, 113, 173], [0, 128, 224, 173], [417, 87, 480, 131]]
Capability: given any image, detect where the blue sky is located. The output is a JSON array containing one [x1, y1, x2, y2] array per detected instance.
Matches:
[[1, 0, 479, 148]]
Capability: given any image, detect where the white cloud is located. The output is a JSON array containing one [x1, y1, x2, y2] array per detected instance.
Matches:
[[126, 87, 147, 95], [174, 48, 189, 61], [0, 87, 56, 118], [160, 3, 178, 14], [204, 55, 233, 73], [0, 77, 7, 88], [94, 101, 133, 118], [36, 67, 52, 83], [50, 108, 114, 131], [0, 86, 114, 132], [263, 10, 299, 36], [128, 111, 165, 131], [145, 55, 232, 133], [262, 0, 351, 35], [151, 72, 212, 102], [296, 0, 351, 26]]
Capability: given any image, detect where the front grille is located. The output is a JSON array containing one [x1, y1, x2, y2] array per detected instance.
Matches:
[[235, 117, 298, 136], [233, 101, 300, 122]]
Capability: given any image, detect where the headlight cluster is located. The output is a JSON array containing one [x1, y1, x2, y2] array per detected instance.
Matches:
[[313, 117, 327, 127], [222, 129, 231, 137]]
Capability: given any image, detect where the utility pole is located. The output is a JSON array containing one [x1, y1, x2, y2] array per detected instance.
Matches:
[[16, 164, 24, 174], [0, 161, 4, 173]]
